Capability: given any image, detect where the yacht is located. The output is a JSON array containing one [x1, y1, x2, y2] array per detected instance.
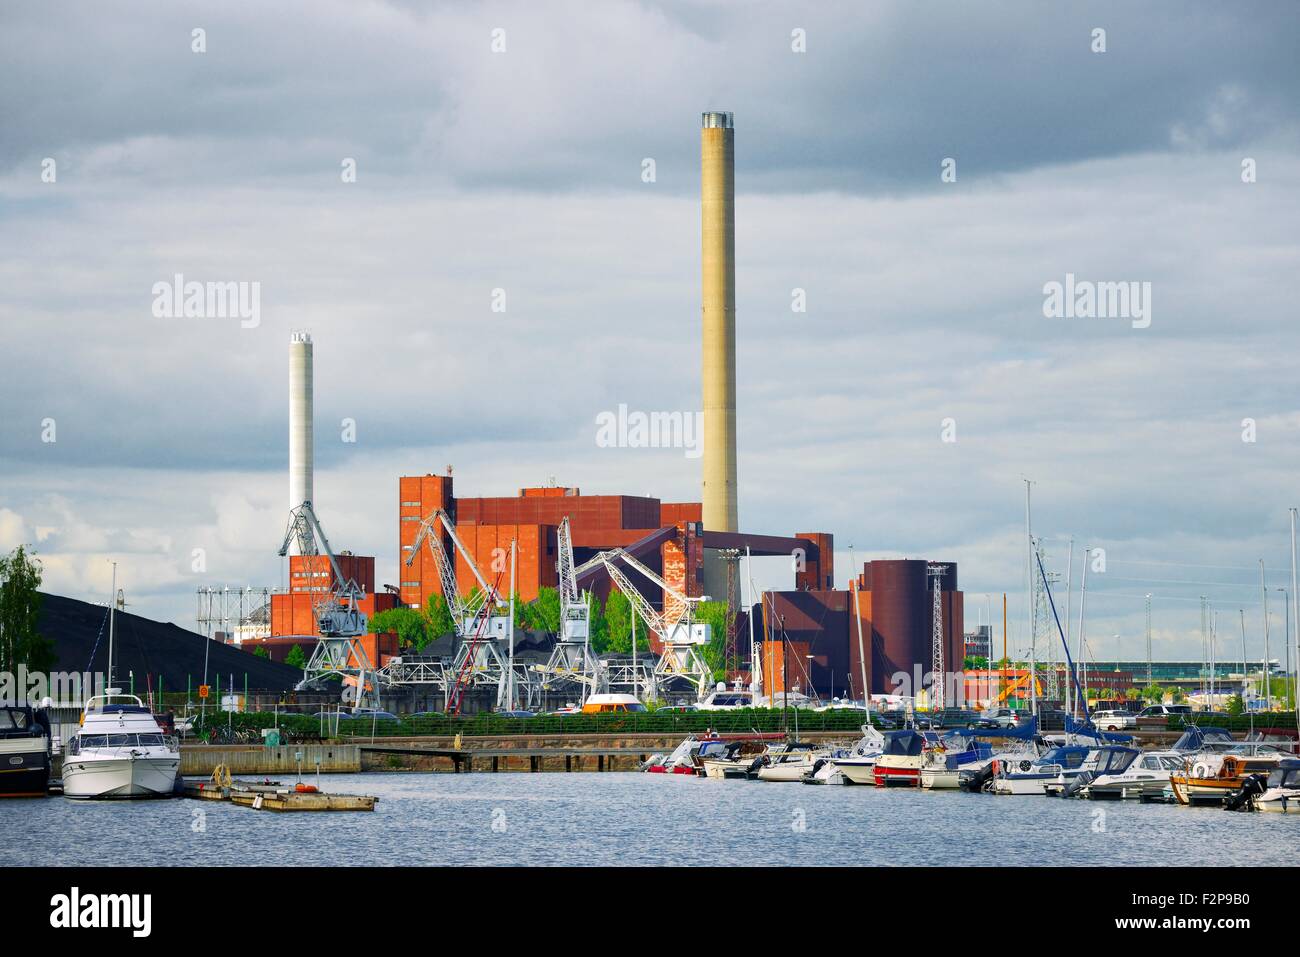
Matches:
[[62, 692, 181, 799], [0, 703, 53, 797], [919, 731, 995, 790]]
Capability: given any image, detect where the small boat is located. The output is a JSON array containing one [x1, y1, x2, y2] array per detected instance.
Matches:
[[806, 726, 885, 785], [1080, 750, 1185, 801], [1243, 759, 1300, 813], [0, 703, 53, 797], [1170, 748, 1293, 806], [1046, 746, 1141, 798], [643, 735, 710, 775], [991, 745, 1091, 795], [755, 743, 827, 782], [698, 740, 770, 779], [919, 732, 992, 790], [62, 692, 181, 800], [871, 730, 931, 787]]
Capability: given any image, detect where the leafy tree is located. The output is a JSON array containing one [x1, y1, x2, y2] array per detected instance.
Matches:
[[1169, 686, 1187, 704], [423, 592, 456, 639], [1098, 686, 1116, 700], [693, 600, 730, 681], [1140, 682, 1165, 703], [604, 588, 633, 652], [0, 545, 53, 675], [285, 644, 307, 669], [963, 655, 988, 670], [1227, 694, 1245, 716], [252, 646, 270, 659], [527, 586, 561, 634], [369, 607, 432, 650], [586, 592, 610, 653]]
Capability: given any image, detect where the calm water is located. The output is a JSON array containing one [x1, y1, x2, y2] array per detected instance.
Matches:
[[3, 772, 1295, 867]]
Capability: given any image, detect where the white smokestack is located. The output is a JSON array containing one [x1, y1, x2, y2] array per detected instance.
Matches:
[[289, 331, 313, 509]]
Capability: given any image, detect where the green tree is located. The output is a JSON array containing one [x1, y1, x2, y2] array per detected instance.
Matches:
[[963, 655, 988, 670], [0, 545, 53, 675], [285, 644, 307, 669], [252, 646, 270, 659], [1140, 682, 1165, 703], [369, 607, 432, 650], [693, 600, 729, 681], [604, 588, 633, 652], [586, 592, 610, 653], [423, 592, 456, 639], [1169, 686, 1187, 704], [1227, 694, 1245, 716], [526, 586, 561, 634]]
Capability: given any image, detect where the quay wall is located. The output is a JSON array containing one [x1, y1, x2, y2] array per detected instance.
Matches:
[[180, 744, 361, 775]]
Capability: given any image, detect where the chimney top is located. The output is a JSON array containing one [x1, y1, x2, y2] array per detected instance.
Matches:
[[701, 111, 734, 129]]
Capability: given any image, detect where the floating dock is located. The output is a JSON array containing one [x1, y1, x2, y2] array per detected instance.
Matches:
[[182, 768, 376, 812]]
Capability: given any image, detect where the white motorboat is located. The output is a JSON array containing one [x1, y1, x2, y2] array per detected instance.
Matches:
[[991, 745, 1093, 795], [62, 693, 180, 800], [1081, 750, 1185, 801], [805, 726, 885, 785], [754, 743, 825, 782], [828, 724, 888, 785], [1249, 759, 1300, 813]]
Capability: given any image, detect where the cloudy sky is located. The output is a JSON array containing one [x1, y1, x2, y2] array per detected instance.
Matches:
[[2, 0, 1299, 667]]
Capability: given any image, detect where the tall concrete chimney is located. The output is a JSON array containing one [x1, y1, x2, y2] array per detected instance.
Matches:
[[701, 111, 737, 601], [289, 331, 314, 509]]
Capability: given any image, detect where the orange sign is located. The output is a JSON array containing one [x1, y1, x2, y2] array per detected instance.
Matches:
[[198, 685, 210, 699]]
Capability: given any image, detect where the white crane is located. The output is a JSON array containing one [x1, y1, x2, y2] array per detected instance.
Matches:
[[591, 547, 712, 702], [278, 501, 375, 710], [404, 509, 529, 713], [537, 517, 604, 700]]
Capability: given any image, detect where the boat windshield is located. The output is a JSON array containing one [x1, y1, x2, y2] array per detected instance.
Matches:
[[0, 708, 31, 731]]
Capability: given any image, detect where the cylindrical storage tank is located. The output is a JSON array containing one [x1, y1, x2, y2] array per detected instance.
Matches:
[[289, 332, 313, 509], [867, 559, 930, 693]]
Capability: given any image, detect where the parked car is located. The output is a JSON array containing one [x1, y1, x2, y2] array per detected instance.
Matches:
[[977, 707, 1013, 728], [345, 710, 402, 723], [1137, 704, 1192, 718], [656, 705, 699, 713], [1091, 709, 1137, 731], [495, 710, 536, 718]]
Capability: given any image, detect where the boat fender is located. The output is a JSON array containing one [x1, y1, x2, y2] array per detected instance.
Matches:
[[1193, 763, 1209, 779], [990, 759, 1000, 776]]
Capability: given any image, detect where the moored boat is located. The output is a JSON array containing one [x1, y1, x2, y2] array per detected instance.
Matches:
[[0, 703, 53, 798], [871, 730, 929, 787], [62, 692, 180, 800]]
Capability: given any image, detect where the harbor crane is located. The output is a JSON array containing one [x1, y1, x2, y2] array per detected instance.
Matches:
[[279, 501, 377, 710], [590, 547, 712, 702], [537, 517, 604, 700], [402, 509, 534, 713]]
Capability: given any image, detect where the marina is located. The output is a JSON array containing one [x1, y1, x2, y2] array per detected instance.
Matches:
[[4, 768, 1297, 868]]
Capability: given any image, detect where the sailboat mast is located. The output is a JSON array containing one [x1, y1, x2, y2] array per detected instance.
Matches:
[[107, 560, 117, 692], [1024, 480, 1036, 714]]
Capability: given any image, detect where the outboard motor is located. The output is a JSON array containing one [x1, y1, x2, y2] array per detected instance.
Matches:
[[745, 754, 770, 779], [1062, 770, 1092, 799], [1225, 773, 1268, 812], [962, 764, 995, 792]]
